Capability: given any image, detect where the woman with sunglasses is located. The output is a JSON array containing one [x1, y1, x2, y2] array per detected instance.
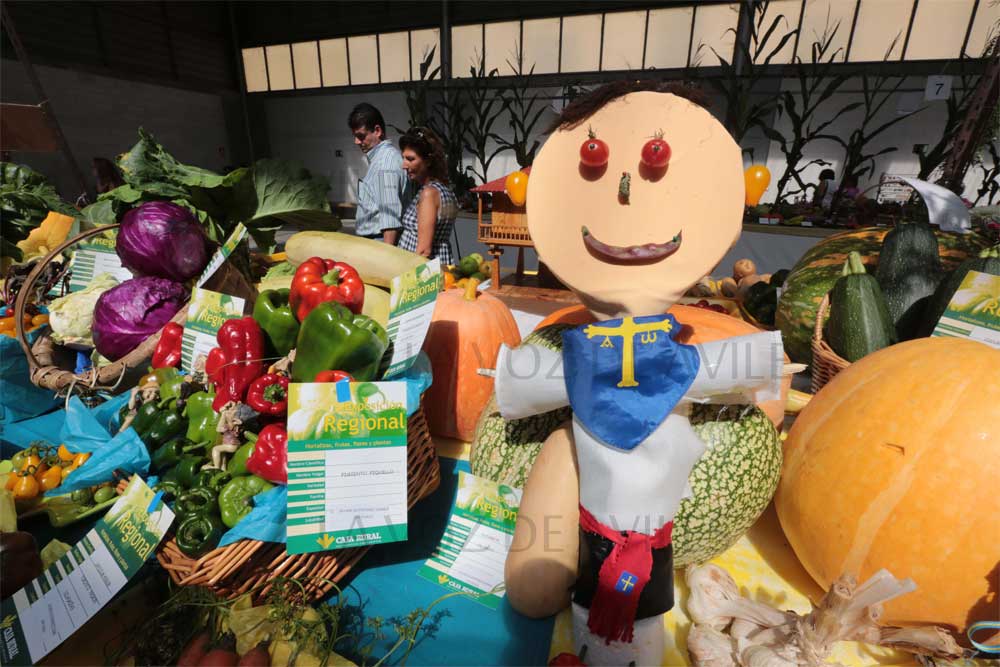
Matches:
[[397, 127, 458, 263]]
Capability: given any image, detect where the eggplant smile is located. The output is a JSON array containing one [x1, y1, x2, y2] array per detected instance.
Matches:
[[581, 226, 682, 265]]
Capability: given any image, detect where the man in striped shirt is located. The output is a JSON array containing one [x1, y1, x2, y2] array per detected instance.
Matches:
[[348, 103, 413, 243]]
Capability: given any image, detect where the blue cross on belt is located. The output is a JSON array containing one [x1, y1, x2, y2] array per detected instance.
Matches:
[[614, 571, 637, 595]]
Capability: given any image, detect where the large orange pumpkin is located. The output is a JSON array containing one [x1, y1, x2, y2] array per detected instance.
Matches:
[[776, 337, 1000, 636], [423, 287, 521, 441], [534, 304, 791, 427]]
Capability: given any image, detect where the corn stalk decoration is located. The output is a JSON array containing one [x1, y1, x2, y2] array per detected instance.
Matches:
[[492, 51, 549, 168], [462, 52, 508, 184], [708, 0, 798, 148], [756, 18, 855, 203], [821, 36, 924, 209], [972, 141, 1000, 206]]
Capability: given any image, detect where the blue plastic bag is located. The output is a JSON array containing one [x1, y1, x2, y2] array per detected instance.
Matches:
[[0, 327, 60, 424], [54, 396, 151, 495], [218, 486, 287, 547], [217, 361, 434, 544]]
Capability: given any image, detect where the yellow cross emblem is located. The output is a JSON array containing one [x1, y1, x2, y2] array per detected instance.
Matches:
[[584, 317, 673, 387]]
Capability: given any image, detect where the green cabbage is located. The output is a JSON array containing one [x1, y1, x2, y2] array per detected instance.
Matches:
[[48, 273, 119, 346]]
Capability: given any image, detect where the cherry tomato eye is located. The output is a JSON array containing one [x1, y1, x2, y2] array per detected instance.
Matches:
[[580, 129, 610, 167], [641, 137, 671, 169]]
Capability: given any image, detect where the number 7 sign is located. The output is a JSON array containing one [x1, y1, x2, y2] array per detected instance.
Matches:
[[924, 75, 953, 101]]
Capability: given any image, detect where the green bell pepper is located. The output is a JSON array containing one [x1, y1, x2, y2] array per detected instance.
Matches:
[[143, 409, 188, 449], [155, 367, 185, 408], [174, 455, 207, 488], [184, 391, 220, 447], [195, 469, 232, 494], [151, 439, 191, 471], [291, 302, 389, 382], [176, 513, 225, 558], [254, 289, 300, 357], [153, 480, 183, 500], [131, 402, 161, 437], [174, 487, 218, 521], [227, 434, 256, 477], [219, 475, 274, 528]]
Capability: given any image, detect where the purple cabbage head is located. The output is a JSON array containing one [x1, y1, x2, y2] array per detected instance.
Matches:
[[92, 276, 188, 361], [117, 201, 210, 281]]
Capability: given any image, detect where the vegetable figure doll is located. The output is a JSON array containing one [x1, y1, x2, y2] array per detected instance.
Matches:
[[492, 82, 786, 665]]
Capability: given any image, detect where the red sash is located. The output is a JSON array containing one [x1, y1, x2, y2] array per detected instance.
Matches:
[[578, 505, 673, 644]]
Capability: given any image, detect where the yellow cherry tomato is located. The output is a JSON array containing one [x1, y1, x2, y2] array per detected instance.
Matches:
[[58, 444, 75, 463], [30, 314, 49, 327], [13, 474, 40, 500], [504, 170, 529, 207], [744, 164, 771, 206], [443, 271, 457, 290], [19, 454, 41, 473], [0, 317, 14, 332], [40, 465, 63, 491], [73, 452, 91, 468], [5, 473, 18, 491]]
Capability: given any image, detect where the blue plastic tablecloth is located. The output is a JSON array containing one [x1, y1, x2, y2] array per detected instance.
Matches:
[[336, 456, 554, 666], [1, 412, 554, 666]]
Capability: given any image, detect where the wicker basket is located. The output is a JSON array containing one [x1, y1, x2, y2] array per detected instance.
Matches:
[[13, 224, 256, 394], [810, 293, 850, 393], [156, 404, 440, 603]]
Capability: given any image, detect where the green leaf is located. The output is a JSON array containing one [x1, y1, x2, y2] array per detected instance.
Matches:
[[238, 159, 340, 249], [78, 199, 119, 227], [0, 162, 77, 260], [117, 128, 241, 192]]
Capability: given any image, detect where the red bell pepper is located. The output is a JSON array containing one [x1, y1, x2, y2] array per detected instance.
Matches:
[[314, 370, 354, 383], [205, 317, 265, 411], [549, 653, 587, 666], [152, 322, 184, 369], [247, 373, 288, 416], [245, 423, 287, 484], [289, 257, 365, 321]]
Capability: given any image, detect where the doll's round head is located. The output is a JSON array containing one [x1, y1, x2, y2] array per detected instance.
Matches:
[[527, 82, 743, 319]]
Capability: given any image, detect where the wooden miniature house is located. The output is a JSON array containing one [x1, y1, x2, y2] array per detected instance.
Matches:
[[471, 168, 533, 289]]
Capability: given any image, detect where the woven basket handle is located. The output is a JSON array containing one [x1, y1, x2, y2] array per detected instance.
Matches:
[[13, 224, 120, 367], [813, 292, 831, 340]]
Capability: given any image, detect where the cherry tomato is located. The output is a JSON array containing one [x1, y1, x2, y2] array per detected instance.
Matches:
[[580, 128, 609, 167], [641, 132, 671, 168]]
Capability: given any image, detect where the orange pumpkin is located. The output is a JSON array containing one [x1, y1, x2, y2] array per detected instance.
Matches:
[[533, 304, 791, 427], [776, 337, 1000, 637], [423, 285, 521, 441]]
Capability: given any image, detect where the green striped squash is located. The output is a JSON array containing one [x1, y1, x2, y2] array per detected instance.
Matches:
[[776, 227, 988, 363], [470, 325, 782, 566]]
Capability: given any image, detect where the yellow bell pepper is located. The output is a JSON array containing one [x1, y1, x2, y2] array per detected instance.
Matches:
[[16, 211, 76, 261]]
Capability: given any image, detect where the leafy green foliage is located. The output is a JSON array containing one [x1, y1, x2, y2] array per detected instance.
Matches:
[[462, 54, 507, 184], [86, 129, 338, 251], [0, 162, 77, 262], [493, 52, 548, 168]]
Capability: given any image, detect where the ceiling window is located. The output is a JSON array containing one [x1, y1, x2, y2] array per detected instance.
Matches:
[[485, 20, 521, 75], [348, 34, 379, 84], [602, 10, 647, 71], [796, 0, 855, 63], [410, 28, 441, 80], [965, 1, 1000, 58], [451, 24, 482, 78], [319, 38, 349, 87], [561, 14, 602, 72], [645, 7, 695, 69], [752, 0, 802, 64], [242, 47, 268, 92], [291, 41, 320, 89], [522, 18, 560, 74], [265, 44, 294, 90], [379, 31, 410, 83], [849, 0, 913, 62], [691, 3, 740, 66]]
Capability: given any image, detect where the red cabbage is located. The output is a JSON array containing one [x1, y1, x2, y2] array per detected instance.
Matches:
[[117, 201, 210, 281], [92, 276, 188, 361]]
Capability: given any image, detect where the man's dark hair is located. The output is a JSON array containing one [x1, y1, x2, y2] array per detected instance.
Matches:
[[546, 79, 708, 134], [348, 103, 386, 134], [820, 168, 836, 181]]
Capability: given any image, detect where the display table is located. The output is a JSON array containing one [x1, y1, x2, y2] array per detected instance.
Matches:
[[715, 223, 839, 275]]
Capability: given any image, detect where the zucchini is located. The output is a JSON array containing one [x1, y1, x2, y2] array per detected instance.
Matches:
[[285, 231, 426, 287], [875, 222, 943, 340], [827, 252, 897, 362], [918, 245, 1000, 337]]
